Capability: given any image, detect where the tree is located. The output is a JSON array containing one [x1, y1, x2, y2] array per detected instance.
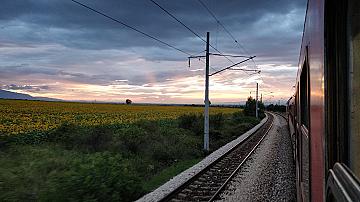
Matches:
[[126, 99, 132, 105], [244, 96, 265, 118], [266, 104, 286, 112]]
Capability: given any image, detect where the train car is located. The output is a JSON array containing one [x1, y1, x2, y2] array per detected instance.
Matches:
[[287, 96, 296, 160], [291, 0, 360, 201], [287, 96, 295, 138]]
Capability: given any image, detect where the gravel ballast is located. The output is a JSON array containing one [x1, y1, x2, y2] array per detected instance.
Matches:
[[217, 113, 296, 201]]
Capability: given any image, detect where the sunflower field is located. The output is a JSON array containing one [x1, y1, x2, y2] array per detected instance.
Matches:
[[0, 99, 237, 136]]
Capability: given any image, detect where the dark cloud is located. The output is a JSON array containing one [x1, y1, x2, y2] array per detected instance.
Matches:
[[0, 0, 307, 102], [0, 0, 306, 53], [3, 84, 50, 91], [3, 84, 33, 90], [0, 62, 197, 87]]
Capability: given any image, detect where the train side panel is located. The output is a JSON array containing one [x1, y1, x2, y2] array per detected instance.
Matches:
[[297, 0, 325, 201], [294, 0, 360, 201], [308, 0, 325, 201]]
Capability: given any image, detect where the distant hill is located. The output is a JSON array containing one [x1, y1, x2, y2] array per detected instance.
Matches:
[[0, 90, 62, 102]]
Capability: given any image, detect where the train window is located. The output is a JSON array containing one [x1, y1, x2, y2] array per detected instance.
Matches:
[[300, 63, 309, 128], [325, 0, 348, 168], [325, 0, 360, 200], [348, 0, 360, 179]]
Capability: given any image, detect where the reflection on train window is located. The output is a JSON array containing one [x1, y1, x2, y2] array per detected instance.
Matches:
[[300, 64, 309, 128], [348, 0, 360, 179]]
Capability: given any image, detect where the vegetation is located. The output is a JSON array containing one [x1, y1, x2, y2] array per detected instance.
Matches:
[[0, 99, 259, 201], [126, 99, 132, 104], [266, 104, 287, 112], [243, 96, 265, 119]]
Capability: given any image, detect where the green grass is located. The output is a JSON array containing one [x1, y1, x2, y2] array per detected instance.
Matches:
[[143, 158, 202, 192]]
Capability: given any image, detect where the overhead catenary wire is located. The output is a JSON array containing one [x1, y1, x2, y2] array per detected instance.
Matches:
[[187, 54, 233, 81], [196, 0, 259, 70], [196, 0, 249, 55], [72, 0, 234, 81], [148, 0, 254, 82], [148, 0, 251, 72], [210, 56, 256, 76], [149, 0, 207, 46], [71, 0, 193, 57], [188, 54, 234, 81], [72, 0, 229, 84]]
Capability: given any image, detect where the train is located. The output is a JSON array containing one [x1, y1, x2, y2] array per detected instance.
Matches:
[[287, 0, 360, 201]]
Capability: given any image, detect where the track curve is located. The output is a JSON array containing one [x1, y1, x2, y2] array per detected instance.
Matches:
[[161, 113, 275, 202]]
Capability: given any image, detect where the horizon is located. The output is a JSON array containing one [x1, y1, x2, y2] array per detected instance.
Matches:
[[0, 89, 288, 105]]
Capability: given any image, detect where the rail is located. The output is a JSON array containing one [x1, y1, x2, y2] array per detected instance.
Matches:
[[154, 113, 275, 202], [137, 114, 270, 202], [208, 112, 274, 201]]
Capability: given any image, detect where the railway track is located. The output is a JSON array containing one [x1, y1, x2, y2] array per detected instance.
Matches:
[[272, 111, 287, 120], [161, 113, 275, 202]]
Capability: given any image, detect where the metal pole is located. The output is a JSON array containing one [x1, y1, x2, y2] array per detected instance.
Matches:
[[256, 83, 258, 119], [204, 32, 210, 152]]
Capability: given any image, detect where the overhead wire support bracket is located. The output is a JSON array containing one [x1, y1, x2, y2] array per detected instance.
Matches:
[[188, 55, 206, 59], [209, 53, 251, 58], [188, 55, 206, 67], [229, 68, 261, 73], [209, 56, 256, 76]]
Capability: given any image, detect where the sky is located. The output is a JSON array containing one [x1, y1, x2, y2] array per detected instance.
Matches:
[[0, 0, 306, 104]]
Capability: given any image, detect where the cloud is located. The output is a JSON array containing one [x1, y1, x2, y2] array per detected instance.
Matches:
[[0, 0, 305, 52], [3, 84, 50, 92], [0, 0, 307, 103]]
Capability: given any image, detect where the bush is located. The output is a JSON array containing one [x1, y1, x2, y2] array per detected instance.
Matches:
[[114, 125, 148, 154], [47, 123, 114, 151], [74, 126, 113, 151], [42, 152, 144, 202], [209, 113, 225, 130], [150, 129, 201, 165], [178, 113, 226, 135], [5, 131, 49, 145], [178, 114, 203, 135], [48, 122, 79, 143]]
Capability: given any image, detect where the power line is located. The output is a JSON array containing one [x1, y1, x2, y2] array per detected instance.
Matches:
[[196, 0, 258, 69], [72, 0, 219, 78], [71, 0, 192, 56], [191, 55, 233, 81], [196, 0, 249, 55], [149, 0, 206, 45], [148, 0, 244, 69], [148, 0, 237, 80], [72, 0, 241, 81], [210, 56, 256, 76]]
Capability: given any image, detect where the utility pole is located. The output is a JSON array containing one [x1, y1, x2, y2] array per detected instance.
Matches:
[[188, 32, 257, 152], [204, 32, 210, 152], [256, 83, 258, 119]]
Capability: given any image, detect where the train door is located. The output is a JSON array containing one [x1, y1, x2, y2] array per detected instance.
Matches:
[[299, 55, 310, 201], [295, 86, 302, 201], [325, 0, 360, 200]]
